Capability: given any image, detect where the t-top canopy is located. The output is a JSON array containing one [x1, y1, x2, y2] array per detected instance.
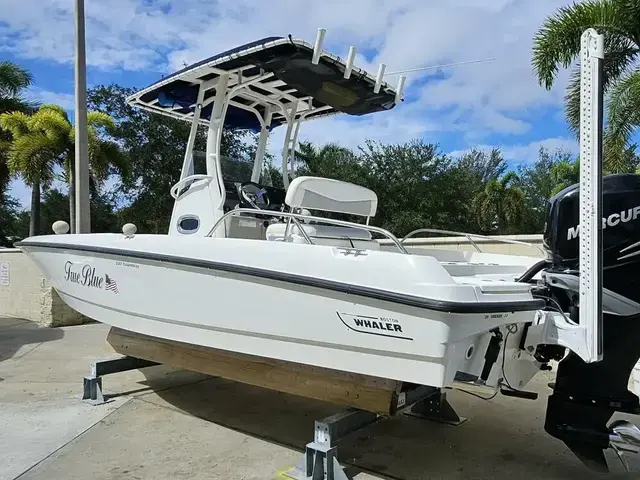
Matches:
[[126, 35, 400, 133]]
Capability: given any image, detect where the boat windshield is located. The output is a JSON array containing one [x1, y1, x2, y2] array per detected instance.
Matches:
[[191, 150, 275, 186]]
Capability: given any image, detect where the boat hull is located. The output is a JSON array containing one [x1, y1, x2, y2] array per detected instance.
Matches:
[[18, 234, 544, 388]]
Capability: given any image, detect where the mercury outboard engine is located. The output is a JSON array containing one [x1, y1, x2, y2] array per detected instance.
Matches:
[[540, 173, 640, 471]]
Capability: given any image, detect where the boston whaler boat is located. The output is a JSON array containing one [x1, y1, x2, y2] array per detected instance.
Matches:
[[16, 28, 640, 473]]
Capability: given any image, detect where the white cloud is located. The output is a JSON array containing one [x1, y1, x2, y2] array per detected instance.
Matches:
[[501, 137, 579, 163], [0, 0, 578, 157], [449, 136, 579, 164], [28, 88, 75, 111]]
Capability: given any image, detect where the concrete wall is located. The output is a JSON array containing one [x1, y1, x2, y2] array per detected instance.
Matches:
[[0, 249, 91, 327]]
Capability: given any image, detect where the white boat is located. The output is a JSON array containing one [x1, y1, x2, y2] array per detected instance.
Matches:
[[15, 28, 640, 472]]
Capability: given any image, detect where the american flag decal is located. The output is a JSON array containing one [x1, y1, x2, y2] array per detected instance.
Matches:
[[104, 274, 119, 294]]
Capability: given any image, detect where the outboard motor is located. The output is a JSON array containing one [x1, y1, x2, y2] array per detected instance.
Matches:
[[541, 173, 640, 471]]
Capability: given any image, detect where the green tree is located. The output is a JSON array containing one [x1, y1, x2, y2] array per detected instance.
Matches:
[[87, 84, 255, 234], [24, 104, 129, 233], [9, 187, 121, 239], [0, 192, 21, 246], [357, 140, 462, 237], [516, 147, 575, 233], [0, 107, 60, 236], [532, 0, 640, 172], [473, 171, 525, 235], [550, 158, 581, 195], [447, 147, 508, 234], [0, 104, 127, 235], [296, 141, 367, 184], [0, 61, 37, 195]]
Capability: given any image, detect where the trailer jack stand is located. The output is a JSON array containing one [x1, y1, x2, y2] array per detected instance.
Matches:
[[405, 390, 467, 426], [82, 355, 159, 405], [282, 409, 378, 480]]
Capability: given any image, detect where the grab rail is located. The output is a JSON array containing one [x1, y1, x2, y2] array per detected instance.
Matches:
[[170, 174, 213, 199], [206, 208, 409, 254], [400, 228, 547, 256]]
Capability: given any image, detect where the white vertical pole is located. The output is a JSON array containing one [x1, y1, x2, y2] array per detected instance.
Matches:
[[312, 28, 326, 65], [579, 28, 604, 363], [395, 75, 406, 103], [205, 74, 230, 237], [251, 106, 272, 183], [374, 63, 386, 93], [281, 102, 298, 190], [74, 0, 90, 233], [180, 85, 206, 180], [344, 46, 356, 79]]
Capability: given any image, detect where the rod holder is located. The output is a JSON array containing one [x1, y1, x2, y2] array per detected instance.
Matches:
[[374, 63, 386, 93], [312, 28, 326, 65], [395, 75, 406, 103], [344, 46, 356, 79]]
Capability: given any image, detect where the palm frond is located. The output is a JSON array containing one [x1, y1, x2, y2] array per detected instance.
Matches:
[[0, 61, 33, 97], [603, 69, 640, 172], [0, 111, 30, 137], [564, 67, 582, 134], [532, 0, 632, 89], [99, 140, 130, 181], [31, 108, 72, 144], [37, 104, 69, 122], [87, 111, 116, 133], [6, 132, 57, 185], [0, 95, 38, 115]]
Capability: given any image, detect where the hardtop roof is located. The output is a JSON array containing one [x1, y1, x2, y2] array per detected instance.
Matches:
[[126, 35, 400, 132]]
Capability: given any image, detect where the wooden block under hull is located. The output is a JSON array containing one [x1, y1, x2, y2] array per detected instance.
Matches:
[[106, 327, 402, 415]]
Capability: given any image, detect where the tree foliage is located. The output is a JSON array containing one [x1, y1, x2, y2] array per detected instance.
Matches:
[[86, 84, 255, 234], [0, 61, 37, 197], [0, 80, 601, 243], [532, 0, 640, 172]]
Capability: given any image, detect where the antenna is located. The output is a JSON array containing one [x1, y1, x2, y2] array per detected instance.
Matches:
[[386, 57, 496, 76]]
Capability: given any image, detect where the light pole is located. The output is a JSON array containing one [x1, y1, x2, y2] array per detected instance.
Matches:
[[74, 0, 90, 233]]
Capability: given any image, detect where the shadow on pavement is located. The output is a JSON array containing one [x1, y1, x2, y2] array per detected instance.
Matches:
[[133, 370, 634, 480], [0, 317, 64, 364]]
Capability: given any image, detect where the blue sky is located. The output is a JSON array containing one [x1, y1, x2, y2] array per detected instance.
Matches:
[[1, 0, 582, 208]]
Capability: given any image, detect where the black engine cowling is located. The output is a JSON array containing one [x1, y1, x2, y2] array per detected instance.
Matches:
[[540, 173, 640, 471]]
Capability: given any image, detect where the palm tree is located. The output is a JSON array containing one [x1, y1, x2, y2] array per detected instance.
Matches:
[[28, 104, 129, 233], [473, 171, 525, 235], [0, 109, 58, 236], [532, 0, 640, 173], [0, 104, 128, 235], [0, 61, 37, 194]]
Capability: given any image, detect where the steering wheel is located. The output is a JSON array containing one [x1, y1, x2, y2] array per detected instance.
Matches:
[[240, 181, 270, 210]]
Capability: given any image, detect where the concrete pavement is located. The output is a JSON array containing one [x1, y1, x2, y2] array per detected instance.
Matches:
[[1, 316, 638, 479]]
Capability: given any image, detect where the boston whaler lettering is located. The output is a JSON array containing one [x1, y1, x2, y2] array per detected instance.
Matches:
[[15, 28, 640, 474]]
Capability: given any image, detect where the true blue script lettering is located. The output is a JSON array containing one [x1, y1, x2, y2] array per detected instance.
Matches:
[[64, 261, 104, 289]]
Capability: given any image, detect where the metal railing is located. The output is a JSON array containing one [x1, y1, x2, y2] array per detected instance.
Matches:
[[400, 228, 547, 256], [206, 208, 409, 254]]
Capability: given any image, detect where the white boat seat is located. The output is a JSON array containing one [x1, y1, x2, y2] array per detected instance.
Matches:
[[285, 176, 377, 218], [266, 222, 380, 250]]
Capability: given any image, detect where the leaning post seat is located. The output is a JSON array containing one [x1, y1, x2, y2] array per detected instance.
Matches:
[[265, 176, 380, 249]]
